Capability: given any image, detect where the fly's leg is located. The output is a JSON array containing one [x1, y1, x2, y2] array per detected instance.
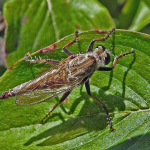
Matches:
[[25, 31, 78, 63], [87, 28, 115, 52], [40, 90, 72, 123], [63, 31, 78, 56], [85, 79, 115, 131], [24, 52, 59, 65], [98, 49, 134, 71]]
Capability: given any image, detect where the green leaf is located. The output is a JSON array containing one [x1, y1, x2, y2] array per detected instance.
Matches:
[[143, 0, 150, 7], [128, 1, 150, 31], [3, 0, 115, 68], [118, 0, 140, 29], [0, 29, 150, 149], [118, 0, 150, 31], [1, 0, 150, 149]]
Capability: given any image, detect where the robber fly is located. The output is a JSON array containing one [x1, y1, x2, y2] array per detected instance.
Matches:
[[0, 28, 134, 131]]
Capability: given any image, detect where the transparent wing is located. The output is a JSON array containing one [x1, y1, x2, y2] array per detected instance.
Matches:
[[14, 63, 84, 106], [15, 85, 75, 106], [14, 54, 95, 106]]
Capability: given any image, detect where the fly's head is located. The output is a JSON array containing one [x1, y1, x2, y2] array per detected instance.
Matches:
[[93, 45, 111, 68]]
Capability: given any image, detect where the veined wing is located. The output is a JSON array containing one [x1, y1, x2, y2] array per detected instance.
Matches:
[[15, 53, 96, 106], [15, 84, 76, 106], [15, 61, 85, 106]]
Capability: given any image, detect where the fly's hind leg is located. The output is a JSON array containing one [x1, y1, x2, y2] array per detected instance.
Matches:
[[87, 28, 115, 52], [63, 31, 78, 56], [40, 90, 72, 123], [85, 79, 115, 131], [24, 52, 59, 65]]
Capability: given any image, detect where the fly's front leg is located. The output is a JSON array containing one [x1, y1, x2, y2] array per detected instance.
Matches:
[[63, 31, 78, 56], [40, 90, 72, 123], [87, 28, 115, 52], [85, 79, 114, 131], [98, 49, 135, 71], [24, 52, 59, 65]]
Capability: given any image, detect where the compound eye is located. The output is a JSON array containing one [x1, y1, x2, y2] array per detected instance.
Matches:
[[96, 45, 105, 51], [105, 53, 111, 65]]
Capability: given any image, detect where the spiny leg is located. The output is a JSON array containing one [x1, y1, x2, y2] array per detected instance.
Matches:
[[85, 79, 114, 131], [63, 31, 78, 56], [40, 90, 72, 123], [24, 52, 59, 65], [87, 28, 115, 53], [98, 49, 135, 71]]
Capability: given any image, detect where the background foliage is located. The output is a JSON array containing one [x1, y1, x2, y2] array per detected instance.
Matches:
[[0, 0, 150, 149]]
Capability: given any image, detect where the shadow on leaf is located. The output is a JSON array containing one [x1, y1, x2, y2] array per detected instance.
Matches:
[[24, 89, 123, 146]]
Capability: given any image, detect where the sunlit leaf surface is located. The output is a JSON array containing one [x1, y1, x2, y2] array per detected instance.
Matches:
[[0, 0, 150, 149]]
